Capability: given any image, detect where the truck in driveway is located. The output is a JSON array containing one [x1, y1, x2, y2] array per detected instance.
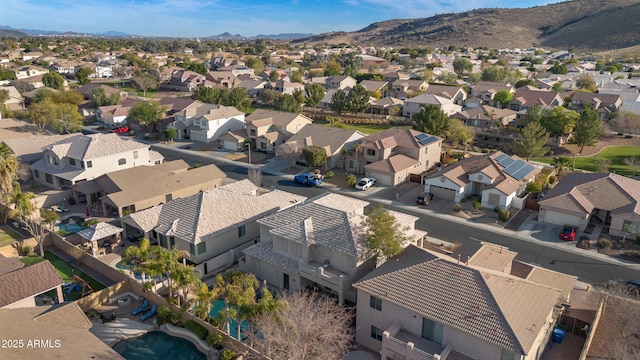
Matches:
[[294, 173, 323, 187]]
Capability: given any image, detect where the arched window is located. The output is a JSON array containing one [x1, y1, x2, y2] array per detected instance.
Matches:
[[118, 158, 126, 165]]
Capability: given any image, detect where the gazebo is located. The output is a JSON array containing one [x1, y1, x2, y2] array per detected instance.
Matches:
[[77, 222, 123, 257]]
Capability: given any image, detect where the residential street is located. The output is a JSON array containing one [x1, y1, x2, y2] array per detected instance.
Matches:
[[151, 143, 640, 286]]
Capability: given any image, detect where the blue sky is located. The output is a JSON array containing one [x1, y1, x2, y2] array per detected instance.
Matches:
[[2, 0, 562, 37]]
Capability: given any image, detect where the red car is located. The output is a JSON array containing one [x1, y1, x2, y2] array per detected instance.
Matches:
[[112, 126, 130, 134], [559, 225, 578, 241]]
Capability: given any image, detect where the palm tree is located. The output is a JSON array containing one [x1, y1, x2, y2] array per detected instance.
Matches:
[[172, 265, 201, 308], [229, 271, 259, 341], [150, 245, 189, 298], [245, 283, 286, 346], [0, 143, 18, 196], [551, 156, 572, 176], [194, 283, 216, 323], [352, 143, 363, 174]]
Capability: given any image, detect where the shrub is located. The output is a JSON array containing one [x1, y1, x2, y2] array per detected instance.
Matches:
[[157, 305, 172, 325], [473, 200, 482, 210], [206, 332, 223, 348], [549, 175, 557, 184], [596, 238, 612, 249], [86, 309, 98, 318], [56, 230, 71, 236], [185, 319, 208, 340], [346, 173, 357, 187], [220, 349, 237, 360], [15, 243, 32, 256], [453, 204, 462, 212], [325, 170, 334, 178], [625, 134, 633, 139], [498, 209, 511, 221], [128, 130, 135, 136], [82, 218, 100, 228]]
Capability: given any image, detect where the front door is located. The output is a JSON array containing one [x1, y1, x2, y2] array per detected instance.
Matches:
[[283, 273, 289, 291]]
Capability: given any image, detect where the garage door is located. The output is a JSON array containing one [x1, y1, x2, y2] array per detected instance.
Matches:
[[542, 210, 582, 227], [223, 140, 238, 151], [367, 172, 392, 187], [428, 185, 456, 200]]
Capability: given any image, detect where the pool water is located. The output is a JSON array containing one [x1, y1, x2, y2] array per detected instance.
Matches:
[[115, 261, 166, 281], [112, 331, 206, 360], [56, 216, 86, 234], [210, 299, 251, 341]]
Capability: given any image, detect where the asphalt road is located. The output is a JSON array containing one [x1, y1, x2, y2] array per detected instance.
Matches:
[[152, 144, 640, 285]]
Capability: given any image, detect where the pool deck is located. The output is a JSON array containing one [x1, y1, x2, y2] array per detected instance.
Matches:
[[90, 318, 153, 346]]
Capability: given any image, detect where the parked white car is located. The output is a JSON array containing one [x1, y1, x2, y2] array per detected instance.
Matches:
[[355, 177, 376, 190]]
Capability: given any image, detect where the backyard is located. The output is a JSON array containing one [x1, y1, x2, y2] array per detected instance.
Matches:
[[316, 121, 411, 135], [20, 250, 106, 300], [533, 146, 640, 176], [0, 226, 23, 248]]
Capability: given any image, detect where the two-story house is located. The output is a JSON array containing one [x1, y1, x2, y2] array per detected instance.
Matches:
[[451, 105, 518, 128], [403, 93, 462, 117], [354, 243, 576, 360], [241, 192, 425, 304], [569, 91, 623, 120], [347, 128, 442, 186], [121, 180, 306, 277], [390, 79, 428, 99], [264, 80, 305, 95], [167, 101, 245, 143], [422, 151, 539, 209], [470, 81, 515, 104], [241, 109, 312, 151], [325, 75, 357, 90], [12, 65, 49, 80], [29, 133, 164, 190], [508, 88, 565, 128], [169, 69, 207, 91]]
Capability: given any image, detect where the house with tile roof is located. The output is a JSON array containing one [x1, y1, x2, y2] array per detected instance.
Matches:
[[0, 260, 64, 309], [422, 151, 540, 209], [470, 81, 515, 104], [451, 105, 518, 128], [369, 96, 404, 116], [538, 173, 640, 237], [403, 93, 462, 117], [241, 192, 425, 304], [423, 84, 468, 105], [1, 85, 24, 110], [282, 124, 365, 170], [168, 69, 210, 92], [30, 133, 164, 190], [240, 109, 313, 152], [72, 160, 225, 218], [325, 75, 357, 90], [95, 96, 139, 126], [165, 100, 245, 143], [353, 243, 576, 360], [264, 79, 305, 95], [389, 79, 428, 99], [508, 88, 564, 112], [568, 91, 623, 120], [345, 128, 442, 186], [357, 80, 389, 94], [121, 179, 306, 276]]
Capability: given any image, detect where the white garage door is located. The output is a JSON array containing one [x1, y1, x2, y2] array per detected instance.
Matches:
[[367, 172, 392, 187], [223, 140, 238, 151], [543, 210, 583, 227], [428, 185, 456, 200]]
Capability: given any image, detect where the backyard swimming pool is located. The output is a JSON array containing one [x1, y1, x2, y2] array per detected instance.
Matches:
[[210, 299, 252, 342], [112, 331, 206, 360], [115, 261, 166, 281], [56, 216, 87, 234]]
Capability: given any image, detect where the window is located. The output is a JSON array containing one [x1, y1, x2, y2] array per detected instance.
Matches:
[[349, 160, 355, 169], [371, 326, 383, 341], [133, 151, 138, 160], [424, 147, 429, 154], [238, 225, 246, 237], [366, 149, 375, 156], [500, 348, 515, 360], [169, 236, 175, 248], [197, 242, 206, 255], [422, 318, 443, 345], [370, 295, 382, 311], [86, 161, 93, 168], [45, 173, 53, 184], [118, 158, 126, 165], [622, 220, 639, 235], [69, 158, 76, 166], [34, 170, 40, 178], [165, 194, 173, 202], [189, 243, 195, 256]]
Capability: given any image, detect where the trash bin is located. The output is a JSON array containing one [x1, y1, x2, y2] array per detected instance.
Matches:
[[552, 328, 565, 343]]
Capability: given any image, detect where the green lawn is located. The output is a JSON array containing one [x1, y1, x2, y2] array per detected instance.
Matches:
[[533, 146, 640, 176], [20, 255, 44, 266], [317, 122, 412, 135], [35, 251, 106, 300], [0, 226, 23, 248]]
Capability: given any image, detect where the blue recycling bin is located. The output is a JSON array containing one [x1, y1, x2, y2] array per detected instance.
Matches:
[[552, 328, 565, 343]]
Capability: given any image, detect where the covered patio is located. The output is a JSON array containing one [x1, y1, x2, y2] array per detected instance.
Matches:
[[77, 222, 124, 257]]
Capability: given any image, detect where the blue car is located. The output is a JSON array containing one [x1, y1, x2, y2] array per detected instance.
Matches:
[[294, 173, 322, 187]]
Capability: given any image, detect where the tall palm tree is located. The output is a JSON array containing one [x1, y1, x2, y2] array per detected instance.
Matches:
[[229, 271, 259, 341], [150, 245, 189, 298], [172, 265, 201, 308], [352, 143, 363, 174], [0, 143, 18, 196], [194, 283, 216, 323], [246, 284, 286, 346]]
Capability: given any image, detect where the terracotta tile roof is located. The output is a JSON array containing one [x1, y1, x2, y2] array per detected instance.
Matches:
[[364, 154, 420, 173], [285, 124, 364, 156], [246, 109, 312, 128], [453, 242, 517, 273], [0, 261, 63, 308], [354, 245, 566, 355], [539, 173, 640, 216]]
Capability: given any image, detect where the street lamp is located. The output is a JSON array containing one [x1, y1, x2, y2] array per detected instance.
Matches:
[[245, 142, 252, 165]]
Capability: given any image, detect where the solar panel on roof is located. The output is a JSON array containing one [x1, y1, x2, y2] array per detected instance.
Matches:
[[503, 160, 535, 180], [495, 153, 509, 163], [418, 136, 438, 145], [497, 156, 515, 167], [511, 163, 535, 180], [503, 160, 527, 177], [415, 133, 428, 141]]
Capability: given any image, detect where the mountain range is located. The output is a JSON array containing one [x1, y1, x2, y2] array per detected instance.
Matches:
[[2, 0, 640, 51]]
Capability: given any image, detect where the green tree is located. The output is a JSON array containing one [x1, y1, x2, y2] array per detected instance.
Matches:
[[274, 94, 301, 113], [127, 101, 165, 132], [551, 83, 564, 93], [245, 57, 264, 73], [412, 104, 449, 136], [364, 205, 410, 262], [549, 62, 568, 74], [171, 264, 201, 307], [573, 106, 602, 153], [259, 89, 282, 106], [446, 119, 476, 154], [0, 143, 18, 197], [151, 246, 189, 299], [132, 73, 158, 97], [324, 61, 341, 76], [481, 66, 507, 82], [345, 84, 370, 118], [92, 87, 120, 106], [43, 72, 65, 89], [75, 67, 91, 85], [192, 86, 230, 104], [511, 121, 550, 161], [575, 74, 598, 92], [515, 79, 536, 88], [290, 70, 303, 84], [7, 185, 48, 256], [540, 106, 579, 136], [194, 282, 215, 323], [165, 128, 178, 141], [346, 173, 357, 187], [50, 103, 83, 134], [269, 70, 280, 82], [226, 87, 251, 112], [302, 145, 326, 168], [304, 83, 324, 117], [526, 182, 543, 197], [292, 88, 305, 105], [493, 90, 513, 108], [329, 89, 347, 115], [453, 57, 473, 77], [551, 156, 572, 175]]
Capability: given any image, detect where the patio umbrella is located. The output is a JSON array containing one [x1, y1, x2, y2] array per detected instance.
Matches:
[[61, 200, 65, 212]]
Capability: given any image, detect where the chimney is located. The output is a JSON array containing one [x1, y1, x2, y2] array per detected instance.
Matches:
[[466, 256, 470, 266], [457, 254, 461, 265]]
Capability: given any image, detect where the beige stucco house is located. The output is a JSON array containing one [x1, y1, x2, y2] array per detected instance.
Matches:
[[283, 124, 365, 170], [403, 93, 462, 117], [354, 242, 576, 360], [538, 173, 640, 237], [30, 133, 164, 190], [241, 193, 425, 304], [167, 101, 245, 143], [241, 109, 312, 152]]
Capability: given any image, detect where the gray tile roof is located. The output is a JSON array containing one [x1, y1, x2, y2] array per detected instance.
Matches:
[[30, 158, 85, 180], [77, 222, 123, 242], [242, 241, 299, 274], [258, 202, 365, 257], [354, 245, 566, 355], [43, 133, 148, 160]]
